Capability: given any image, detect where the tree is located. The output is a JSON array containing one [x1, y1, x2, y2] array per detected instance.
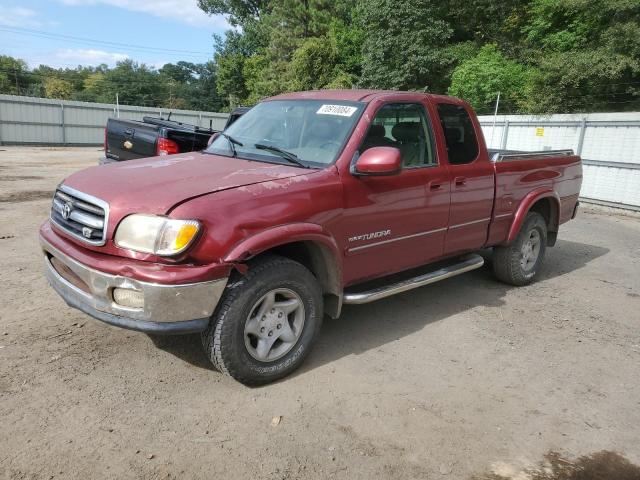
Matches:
[[288, 37, 339, 90], [356, 0, 454, 92], [523, 0, 640, 112], [448, 44, 536, 114], [43, 77, 74, 100], [197, 0, 270, 26], [98, 60, 163, 106], [0, 56, 34, 95]]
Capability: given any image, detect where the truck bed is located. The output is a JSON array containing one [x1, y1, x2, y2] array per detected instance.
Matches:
[[487, 149, 582, 246], [488, 149, 575, 162], [104, 117, 215, 163]]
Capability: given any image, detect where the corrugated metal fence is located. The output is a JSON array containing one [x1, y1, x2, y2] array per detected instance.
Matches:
[[0, 95, 638, 211], [479, 112, 640, 211], [0, 94, 229, 146]]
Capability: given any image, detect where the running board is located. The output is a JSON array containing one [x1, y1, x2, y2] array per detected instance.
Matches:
[[343, 254, 485, 305]]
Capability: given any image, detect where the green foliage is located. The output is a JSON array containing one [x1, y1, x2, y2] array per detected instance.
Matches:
[[288, 37, 339, 90], [43, 77, 74, 100], [523, 0, 640, 112], [0, 56, 37, 96], [1, 0, 638, 114], [0, 56, 224, 111], [356, 0, 453, 91], [449, 45, 536, 113], [206, 0, 639, 113], [197, 0, 269, 26]]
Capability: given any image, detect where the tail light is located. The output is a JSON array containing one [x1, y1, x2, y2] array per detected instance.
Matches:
[[156, 137, 180, 156]]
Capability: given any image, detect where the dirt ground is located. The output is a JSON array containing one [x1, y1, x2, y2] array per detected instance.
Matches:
[[1, 147, 639, 480]]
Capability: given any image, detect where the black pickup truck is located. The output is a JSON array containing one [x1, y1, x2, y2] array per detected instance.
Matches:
[[101, 107, 249, 164]]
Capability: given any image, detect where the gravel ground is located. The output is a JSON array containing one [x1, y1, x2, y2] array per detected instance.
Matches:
[[1, 147, 639, 480]]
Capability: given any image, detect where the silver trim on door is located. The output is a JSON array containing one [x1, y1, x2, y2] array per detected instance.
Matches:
[[448, 217, 491, 230], [349, 227, 448, 253]]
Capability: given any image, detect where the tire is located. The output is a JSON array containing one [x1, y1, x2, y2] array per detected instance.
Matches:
[[201, 255, 323, 386], [493, 212, 547, 286]]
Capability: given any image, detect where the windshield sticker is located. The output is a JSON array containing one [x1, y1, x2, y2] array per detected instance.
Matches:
[[317, 104, 358, 117]]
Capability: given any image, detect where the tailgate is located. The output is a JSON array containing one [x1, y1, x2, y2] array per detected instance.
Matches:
[[106, 118, 159, 161]]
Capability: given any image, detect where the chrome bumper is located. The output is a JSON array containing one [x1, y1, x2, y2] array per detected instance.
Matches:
[[41, 238, 227, 334]]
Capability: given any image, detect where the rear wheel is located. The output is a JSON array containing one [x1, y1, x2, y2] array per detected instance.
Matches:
[[493, 212, 547, 286], [201, 255, 323, 386]]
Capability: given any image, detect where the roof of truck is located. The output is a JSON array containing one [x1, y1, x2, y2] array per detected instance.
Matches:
[[267, 89, 462, 104]]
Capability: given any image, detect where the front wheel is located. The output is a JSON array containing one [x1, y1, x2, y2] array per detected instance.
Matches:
[[493, 212, 547, 286], [201, 255, 323, 386]]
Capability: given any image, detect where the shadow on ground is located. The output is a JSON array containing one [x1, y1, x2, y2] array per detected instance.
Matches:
[[472, 450, 640, 480], [150, 239, 609, 375]]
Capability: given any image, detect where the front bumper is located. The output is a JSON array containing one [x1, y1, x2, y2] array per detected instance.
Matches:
[[41, 237, 227, 334]]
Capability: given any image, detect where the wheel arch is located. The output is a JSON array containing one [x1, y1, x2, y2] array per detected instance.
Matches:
[[224, 224, 344, 318], [507, 190, 560, 246]]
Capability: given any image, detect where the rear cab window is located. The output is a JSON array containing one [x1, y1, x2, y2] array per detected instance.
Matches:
[[436, 103, 479, 165]]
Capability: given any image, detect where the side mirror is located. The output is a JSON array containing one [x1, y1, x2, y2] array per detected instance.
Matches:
[[207, 132, 220, 146], [352, 147, 402, 177]]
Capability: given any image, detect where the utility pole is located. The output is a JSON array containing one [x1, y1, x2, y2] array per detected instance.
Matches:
[[489, 91, 501, 149]]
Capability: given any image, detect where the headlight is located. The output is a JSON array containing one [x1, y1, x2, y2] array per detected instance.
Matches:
[[114, 214, 200, 256]]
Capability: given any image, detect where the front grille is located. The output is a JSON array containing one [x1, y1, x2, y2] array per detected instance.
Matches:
[[50, 186, 109, 245]]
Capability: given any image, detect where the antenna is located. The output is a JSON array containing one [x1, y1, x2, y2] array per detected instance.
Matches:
[[167, 112, 172, 121]]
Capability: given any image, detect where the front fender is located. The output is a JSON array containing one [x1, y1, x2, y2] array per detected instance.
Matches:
[[224, 224, 344, 317], [223, 223, 341, 264], [506, 189, 560, 244]]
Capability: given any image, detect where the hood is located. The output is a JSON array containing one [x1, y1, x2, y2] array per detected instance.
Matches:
[[64, 152, 310, 216]]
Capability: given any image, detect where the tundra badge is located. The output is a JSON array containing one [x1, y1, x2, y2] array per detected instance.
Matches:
[[349, 230, 392, 243]]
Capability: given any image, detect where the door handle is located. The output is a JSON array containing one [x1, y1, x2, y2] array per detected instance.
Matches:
[[429, 181, 443, 190], [454, 176, 467, 186]]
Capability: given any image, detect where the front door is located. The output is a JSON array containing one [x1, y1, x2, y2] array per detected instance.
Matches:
[[340, 102, 451, 286], [435, 102, 494, 256]]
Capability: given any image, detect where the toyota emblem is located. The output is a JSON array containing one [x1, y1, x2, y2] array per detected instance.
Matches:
[[61, 202, 73, 220]]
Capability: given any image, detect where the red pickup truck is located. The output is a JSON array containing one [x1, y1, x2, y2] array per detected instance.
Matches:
[[40, 90, 582, 385]]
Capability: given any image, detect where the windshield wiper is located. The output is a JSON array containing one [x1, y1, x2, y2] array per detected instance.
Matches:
[[220, 132, 243, 157], [254, 143, 309, 168]]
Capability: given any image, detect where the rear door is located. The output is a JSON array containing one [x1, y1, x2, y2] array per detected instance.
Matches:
[[434, 102, 494, 255]]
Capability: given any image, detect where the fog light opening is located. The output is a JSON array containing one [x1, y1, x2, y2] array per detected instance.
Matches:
[[113, 288, 144, 309]]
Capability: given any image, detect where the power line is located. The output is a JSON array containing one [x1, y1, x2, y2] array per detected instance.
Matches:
[[0, 66, 210, 84], [0, 26, 213, 59]]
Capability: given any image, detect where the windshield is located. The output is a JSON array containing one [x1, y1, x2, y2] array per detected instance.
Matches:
[[205, 99, 365, 167]]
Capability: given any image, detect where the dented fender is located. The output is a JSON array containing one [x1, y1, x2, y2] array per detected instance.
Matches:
[[224, 223, 342, 272]]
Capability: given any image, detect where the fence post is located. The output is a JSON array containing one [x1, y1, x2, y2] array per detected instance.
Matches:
[[500, 119, 510, 149], [576, 117, 587, 155], [0, 99, 3, 146], [60, 103, 66, 145]]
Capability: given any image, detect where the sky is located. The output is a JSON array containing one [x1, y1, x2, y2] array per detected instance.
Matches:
[[0, 0, 230, 69]]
